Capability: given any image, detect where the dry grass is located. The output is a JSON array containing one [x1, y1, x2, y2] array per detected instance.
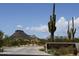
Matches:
[[48, 46, 74, 56]]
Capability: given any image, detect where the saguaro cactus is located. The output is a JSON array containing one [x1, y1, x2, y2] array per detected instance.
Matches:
[[67, 21, 71, 40], [67, 17, 76, 41], [0, 31, 4, 52], [0, 31, 4, 47], [48, 4, 56, 42], [71, 17, 76, 41]]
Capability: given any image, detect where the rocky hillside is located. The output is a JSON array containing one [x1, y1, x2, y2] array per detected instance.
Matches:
[[10, 30, 31, 40]]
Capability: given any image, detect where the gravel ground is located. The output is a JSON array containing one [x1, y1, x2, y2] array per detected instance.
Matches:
[[0, 45, 50, 56]]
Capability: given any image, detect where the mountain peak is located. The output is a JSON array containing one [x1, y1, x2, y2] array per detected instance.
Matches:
[[10, 30, 31, 40]]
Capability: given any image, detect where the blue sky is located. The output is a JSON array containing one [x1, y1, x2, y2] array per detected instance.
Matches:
[[0, 3, 79, 38]]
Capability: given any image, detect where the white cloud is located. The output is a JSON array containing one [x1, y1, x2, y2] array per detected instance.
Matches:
[[26, 27, 30, 30], [26, 25, 48, 32], [55, 17, 68, 36], [16, 17, 79, 38], [16, 25, 23, 30], [55, 17, 79, 37]]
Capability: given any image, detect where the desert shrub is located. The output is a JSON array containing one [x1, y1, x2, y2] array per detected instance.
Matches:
[[11, 40, 19, 46], [47, 46, 74, 56], [39, 48, 45, 51], [57, 46, 73, 55]]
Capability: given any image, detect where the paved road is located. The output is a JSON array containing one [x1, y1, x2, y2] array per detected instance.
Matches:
[[0, 45, 50, 56]]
